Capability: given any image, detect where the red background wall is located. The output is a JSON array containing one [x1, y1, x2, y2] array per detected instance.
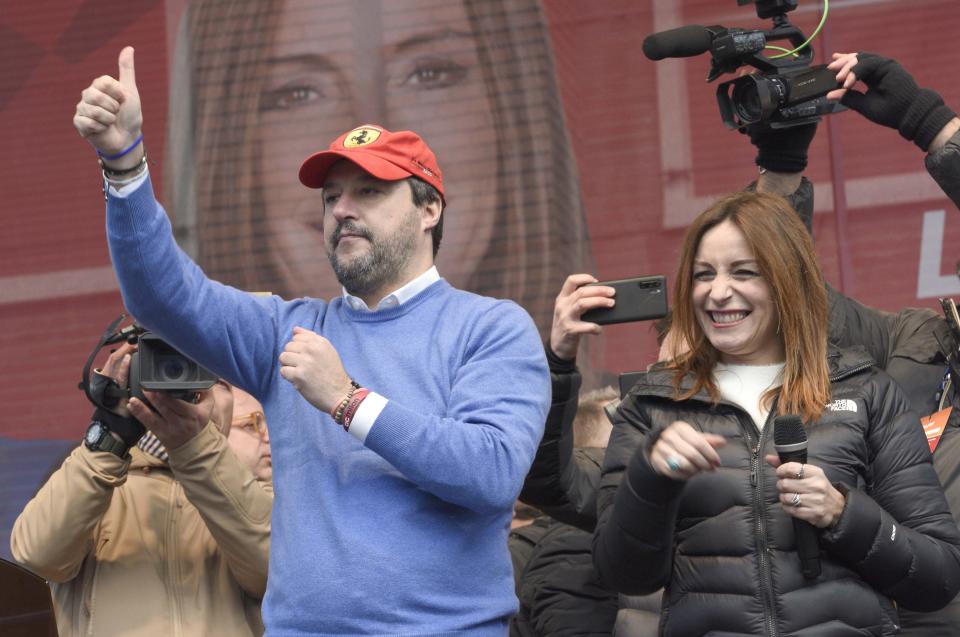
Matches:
[[0, 2, 957, 550]]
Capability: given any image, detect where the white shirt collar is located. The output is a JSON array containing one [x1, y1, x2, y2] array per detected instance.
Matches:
[[342, 266, 440, 312]]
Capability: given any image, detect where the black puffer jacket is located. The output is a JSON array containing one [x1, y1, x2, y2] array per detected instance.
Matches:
[[510, 520, 619, 637], [593, 347, 960, 637], [926, 128, 960, 209], [519, 347, 602, 531]]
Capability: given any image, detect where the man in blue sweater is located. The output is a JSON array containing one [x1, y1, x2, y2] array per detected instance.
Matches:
[[73, 46, 550, 636]]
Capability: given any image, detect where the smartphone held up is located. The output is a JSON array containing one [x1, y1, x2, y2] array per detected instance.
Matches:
[[580, 275, 669, 326]]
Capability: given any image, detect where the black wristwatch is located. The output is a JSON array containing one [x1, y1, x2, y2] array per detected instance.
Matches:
[[84, 421, 130, 458]]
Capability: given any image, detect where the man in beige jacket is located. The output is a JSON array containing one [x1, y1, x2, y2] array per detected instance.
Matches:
[[10, 342, 272, 637]]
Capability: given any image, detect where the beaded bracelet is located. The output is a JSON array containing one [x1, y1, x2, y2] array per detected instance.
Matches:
[[331, 380, 361, 424]]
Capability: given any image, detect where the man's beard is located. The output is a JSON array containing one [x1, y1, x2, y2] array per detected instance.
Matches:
[[327, 217, 420, 300]]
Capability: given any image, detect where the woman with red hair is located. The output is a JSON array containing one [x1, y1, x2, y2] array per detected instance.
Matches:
[[593, 190, 960, 637]]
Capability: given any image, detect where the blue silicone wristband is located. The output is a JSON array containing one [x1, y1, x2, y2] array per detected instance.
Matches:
[[97, 134, 144, 161]]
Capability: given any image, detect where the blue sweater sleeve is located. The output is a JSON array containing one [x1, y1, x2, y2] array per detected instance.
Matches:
[[363, 301, 550, 514], [105, 176, 292, 398]]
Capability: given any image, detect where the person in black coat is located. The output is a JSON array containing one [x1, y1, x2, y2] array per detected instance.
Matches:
[[510, 388, 620, 637], [522, 50, 960, 636], [521, 53, 960, 537], [592, 189, 960, 636], [826, 49, 960, 637]]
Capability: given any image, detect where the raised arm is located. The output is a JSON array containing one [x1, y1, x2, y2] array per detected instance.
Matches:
[[828, 51, 960, 208], [742, 117, 893, 371], [518, 274, 617, 530], [73, 47, 286, 397], [752, 61, 956, 415]]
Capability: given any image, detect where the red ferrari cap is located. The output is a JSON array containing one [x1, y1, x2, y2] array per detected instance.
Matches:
[[299, 124, 445, 202]]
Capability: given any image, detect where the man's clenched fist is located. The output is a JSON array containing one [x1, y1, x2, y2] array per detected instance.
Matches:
[[279, 327, 356, 415]]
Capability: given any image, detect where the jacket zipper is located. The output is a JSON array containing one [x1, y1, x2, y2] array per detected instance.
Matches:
[[748, 366, 868, 637], [744, 401, 780, 637], [165, 480, 184, 637], [830, 363, 872, 383]]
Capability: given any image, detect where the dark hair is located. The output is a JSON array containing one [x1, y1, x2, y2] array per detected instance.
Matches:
[[409, 177, 444, 258]]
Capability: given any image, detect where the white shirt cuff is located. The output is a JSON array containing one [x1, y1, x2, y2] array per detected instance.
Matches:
[[105, 167, 150, 198], [347, 392, 388, 443]]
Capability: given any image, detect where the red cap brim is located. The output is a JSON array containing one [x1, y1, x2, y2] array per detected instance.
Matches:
[[299, 150, 413, 189]]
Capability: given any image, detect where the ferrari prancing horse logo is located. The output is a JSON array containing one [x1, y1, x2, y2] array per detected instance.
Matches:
[[344, 127, 381, 147]]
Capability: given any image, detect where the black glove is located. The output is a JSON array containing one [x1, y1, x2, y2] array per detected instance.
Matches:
[[93, 406, 146, 447], [841, 53, 957, 151], [89, 373, 144, 446], [747, 120, 818, 173]]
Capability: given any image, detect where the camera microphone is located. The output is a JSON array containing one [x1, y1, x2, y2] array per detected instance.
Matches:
[[642, 25, 714, 61], [773, 415, 821, 579]]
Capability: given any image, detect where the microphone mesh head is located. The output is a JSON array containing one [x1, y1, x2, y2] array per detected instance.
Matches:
[[641, 25, 712, 61], [773, 415, 806, 446]]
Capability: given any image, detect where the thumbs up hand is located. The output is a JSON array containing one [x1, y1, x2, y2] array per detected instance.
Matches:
[[74, 46, 143, 166]]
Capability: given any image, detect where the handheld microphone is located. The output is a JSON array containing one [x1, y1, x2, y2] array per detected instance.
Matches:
[[642, 25, 714, 61], [773, 415, 821, 579]]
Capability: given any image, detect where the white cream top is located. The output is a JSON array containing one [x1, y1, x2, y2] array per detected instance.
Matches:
[[714, 361, 785, 430]]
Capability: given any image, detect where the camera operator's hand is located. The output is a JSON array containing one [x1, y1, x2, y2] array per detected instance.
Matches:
[[128, 390, 216, 451], [91, 342, 147, 447], [746, 120, 817, 175], [827, 52, 960, 152], [549, 274, 616, 361], [97, 343, 136, 417], [279, 327, 355, 415], [73, 46, 143, 169]]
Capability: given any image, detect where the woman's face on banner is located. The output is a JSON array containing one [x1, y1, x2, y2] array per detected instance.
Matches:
[[257, 0, 498, 300]]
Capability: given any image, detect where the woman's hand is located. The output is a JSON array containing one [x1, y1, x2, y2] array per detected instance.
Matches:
[[549, 274, 615, 361], [765, 456, 846, 528], [650, 420, 726, 480]]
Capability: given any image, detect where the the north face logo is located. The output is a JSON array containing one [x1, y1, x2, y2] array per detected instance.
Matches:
[[827, 399, 857, 413]]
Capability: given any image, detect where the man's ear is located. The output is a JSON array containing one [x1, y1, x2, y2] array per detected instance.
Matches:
[[421, 199, 442, 233]]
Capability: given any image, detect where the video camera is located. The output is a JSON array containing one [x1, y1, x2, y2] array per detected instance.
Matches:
[[643, 0, 842, 130], [81, 316, 218, 414]]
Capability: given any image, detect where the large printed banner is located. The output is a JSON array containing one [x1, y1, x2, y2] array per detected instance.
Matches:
[[1, 0, 958, 554]]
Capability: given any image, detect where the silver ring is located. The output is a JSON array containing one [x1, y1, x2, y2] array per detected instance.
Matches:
[[666, 455, 682, 472], [796, 464, 805, 480], [790, 492, 802, 508]]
